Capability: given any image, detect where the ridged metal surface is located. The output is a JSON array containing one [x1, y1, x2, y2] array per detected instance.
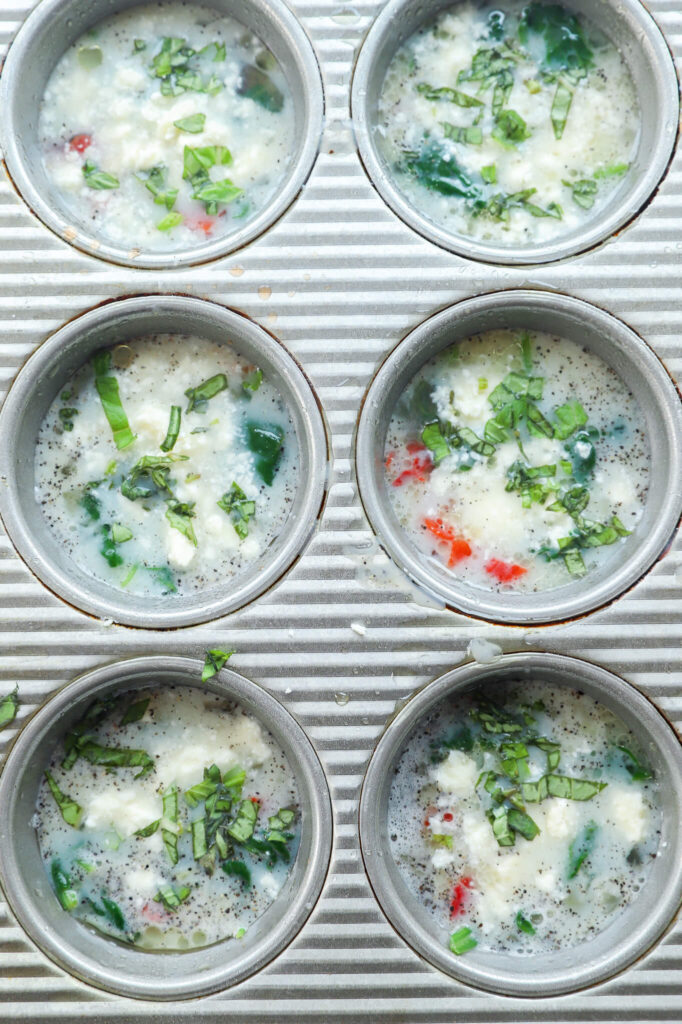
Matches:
[[0, 0, 680, 1020]]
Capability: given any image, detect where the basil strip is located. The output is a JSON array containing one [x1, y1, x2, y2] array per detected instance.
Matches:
[[217, 482, 256, 539], [45, 770, 83, 828], [0, 687, 19, 729], [617, 745, 654, 781], [522, 774, 606, 802], [51, 859, 79, 911], [82, 160, 119, 190], [568, 820, 598, 878], [174, 113, 206, 134], [120, 453, 188, 501], [165, 498, 197, 546], [222, 859, 251, 886], [77, 740, 155, 779], [134, 818, 160, 837], [184, 373, 228, 412], [192, 818, 208, 859], [155, 883, 191, 910], [441, 122, 483, 145], [86, 894, 126, 931], [550, 81, 573, 139], [516, 910, 536, 935], [449, 926, 477, 955], [147, 565, 177, 593], [227, 799, 258, 843], [246, 421, 285, 485], [242, 368, 263, 394], [92, 350, 136, 450], [201, 648, 234, 683], [120, 698, 149, 725], [162, 785, 180, 864], [416, 82, 484, 108], [236, 64, 284, 112], [508, 807, 540, 840]]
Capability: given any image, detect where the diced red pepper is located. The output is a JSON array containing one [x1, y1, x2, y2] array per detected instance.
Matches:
[[485, 558, 527, 583], [443, 812, 453, 822], [406, 441, 426, 455], [69, 133, 92, 153], [392, 456, 432, 488], [385, 451, 395, 470], [141, 902, 166, 923], [450, 876, 474, 919], [186, 216, 215, 236], [423, 517, 472, 567]]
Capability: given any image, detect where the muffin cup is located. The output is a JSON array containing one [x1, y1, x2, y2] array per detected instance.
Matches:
[[0, 0, 324, 269], [0, 294, 328, 628], [359, 651, 682, 996], [351, 0, 679, 265], [0, 655, 333, 1000], [355, 289, 682, 624]]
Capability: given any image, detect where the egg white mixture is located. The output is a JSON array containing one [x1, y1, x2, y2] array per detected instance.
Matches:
[[385, 328, 648, 593], [39, 2, 294, 252], [35, 334, 297, 597], [35, 686, 300, 949], [377, 0, 639, 246], [388, 682, 660, 955]]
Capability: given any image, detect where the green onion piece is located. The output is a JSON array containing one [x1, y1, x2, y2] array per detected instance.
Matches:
[[516, 910, 536, 935], [0, 687, 19, 730], [174, 113, 206, 134], [449, 926, 477, 955], [201, 648, 235, 683], [120, 698, 149, 725], [92, 349, 136, 450], [45, 771, 83, 828], [568, 820, 598, 878], [162, 786, 180, 865], [222, 859, 252, 886], [134, 818, 160, 837], [192, 818, 208, 859], [160, 405, 182, 452], [82, 160, 119, 190], [51, 859, 79, 911], [227, 799, 259, 843], [184, 373, 228, 413], [155, 883, 191, 910]]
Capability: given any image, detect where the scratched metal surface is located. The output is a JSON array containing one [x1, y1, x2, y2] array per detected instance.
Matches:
[[0, 0, 680, 1021]]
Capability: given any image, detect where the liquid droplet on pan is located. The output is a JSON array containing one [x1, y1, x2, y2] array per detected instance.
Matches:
[[334, 692, 350, 706], [467, 638, 502, 664]]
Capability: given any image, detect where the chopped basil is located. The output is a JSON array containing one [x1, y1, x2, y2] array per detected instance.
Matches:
[[62, 696, 116, 770], [522, 774, 607, 802], [120, 698, 149, 726], [121, 564, 139, 587], [135, 164, 178, 211], [457, 43, 521, 117], [201, 40, 226, 62], [184, 372, 228, 413], [549, 81, 573, 139], [92, 349, 136, 450], [77, 45, 103, 70], [191, 817, 208, 859], [481, 164, 497, 184], [416, 82, 484, 108], [185, 769, 220, 808], [147, 565, 177, 593], [99, 524, 124, 567], [617, 745, 654, 781], [77, 739, 155, 779], [133, 39, 147, 53], [421, 421, 450, 464], [174, 113, 206, 134], [449, 926, 477, 955], [0, 687, 19, 730], [182, 144, 232, 181], [58, 406, 78, 431], [154, 883, 191, 910], [480, 187, 561, 222], [508, 807, 540, 840], [191, 176, 242, 214], [162, 786, 180, 865], [134, 818, 160, 838], [518, 3, 593, 73], [51, 859, 78, 911], [45, 771, 83, 828], [165, 498, 198, 546], [237, 64, 284, 112], [563, 176, 598, 209], [242, 368, 263, 394], [246, 421, 284, 485], [82, 160, 119, 190], [516, 910, 536, 935], [160, 405, 182, 452], [86, 893, 127, 931], [201, 648, 234, 683], [222, 859, 251, 886], [568, 820, 598, 878], [404, 141, 483, 203], [157, 211, 183, 231], [595, 163, 629, 180], [441, 122, 483, 145], [120, 453, 188, 501], [218, 482, 256, 539], [553, 400, 588, 440], [111, 523, 133, 544], [492, 109, 531, 148], [430, 833, 453, 849], [150, 36, 224, 96]]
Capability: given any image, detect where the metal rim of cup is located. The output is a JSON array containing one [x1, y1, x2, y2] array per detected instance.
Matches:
[[359, 651, 682, 997], [355, 288, 682, 625], [0, 655, 333, 1000], [350, 0, 679, 266], [0, 294, 328, 628], [0, 0, 324, 270]]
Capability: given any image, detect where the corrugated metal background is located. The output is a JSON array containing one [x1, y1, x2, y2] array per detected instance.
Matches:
[[0, 0, 680, 1020]]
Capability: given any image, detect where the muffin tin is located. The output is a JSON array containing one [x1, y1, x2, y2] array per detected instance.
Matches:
[[0, 0, 680, 1021]]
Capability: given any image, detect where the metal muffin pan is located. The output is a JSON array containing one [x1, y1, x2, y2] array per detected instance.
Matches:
[[360, 652, 682, 997], [0, 294, 328, 629], [356, 289, 682, 625], [0, 0, 324, 269], [0, 655, 333, 1000], [0, 0, 681, 1020], [351, 0, 679, 266]]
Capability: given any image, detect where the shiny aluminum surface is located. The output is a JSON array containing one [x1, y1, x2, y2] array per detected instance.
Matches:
[[0, 0, 681, 1021]]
